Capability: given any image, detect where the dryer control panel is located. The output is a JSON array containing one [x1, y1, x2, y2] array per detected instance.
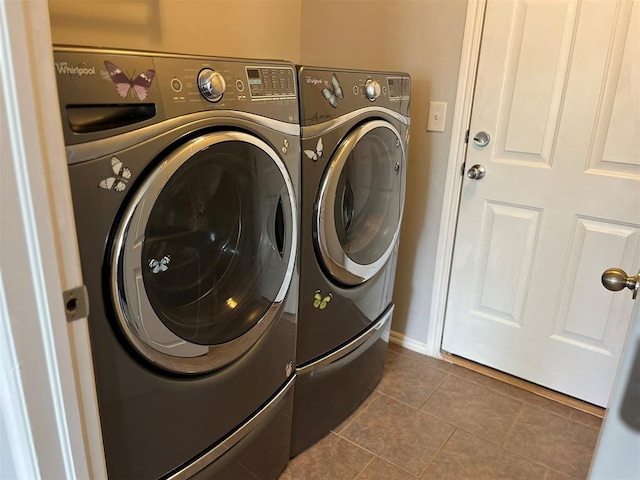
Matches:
[[297, 66, 410, 127]]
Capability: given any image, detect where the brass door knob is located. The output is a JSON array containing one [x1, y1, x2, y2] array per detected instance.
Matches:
[[602, 268, 640, 300]]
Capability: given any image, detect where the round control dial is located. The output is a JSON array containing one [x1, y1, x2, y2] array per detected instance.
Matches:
[[198, 68, 226, 102], [364, 79, 381, 101]]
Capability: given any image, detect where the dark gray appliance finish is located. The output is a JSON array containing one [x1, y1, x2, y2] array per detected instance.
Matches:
[[172, 377, 295, 479], [292, 66, 410, 456], [291, 306, 393, 455], [55, 47, 299, 479]]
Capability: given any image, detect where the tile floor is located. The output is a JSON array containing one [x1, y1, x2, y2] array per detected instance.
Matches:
[[280, 343, 603, 480]]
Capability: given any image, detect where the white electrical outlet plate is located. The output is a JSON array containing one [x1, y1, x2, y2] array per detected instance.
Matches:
[[427, 101, 447, 132]]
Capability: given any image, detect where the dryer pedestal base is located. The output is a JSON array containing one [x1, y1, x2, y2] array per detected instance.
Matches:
[[290, 306, 392, 457]]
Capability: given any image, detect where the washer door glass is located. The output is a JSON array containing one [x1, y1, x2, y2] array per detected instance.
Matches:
[[316, 120, 405, 286], [112, 131, 296, 374]]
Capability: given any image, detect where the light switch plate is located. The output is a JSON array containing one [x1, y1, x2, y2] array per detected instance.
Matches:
[[427, 101, 447, 132]]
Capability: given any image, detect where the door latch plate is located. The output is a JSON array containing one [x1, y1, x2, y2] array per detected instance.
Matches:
[[62, 285, 89, 322]]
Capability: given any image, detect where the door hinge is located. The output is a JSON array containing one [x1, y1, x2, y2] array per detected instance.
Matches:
[[461, 162, 466, 176], [464, 129, 470, 143], [62, 285, 90, 322]]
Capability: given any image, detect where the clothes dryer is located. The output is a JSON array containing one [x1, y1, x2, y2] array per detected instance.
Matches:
[[54, 47, 300, 479], [292, 67, 410, 455]]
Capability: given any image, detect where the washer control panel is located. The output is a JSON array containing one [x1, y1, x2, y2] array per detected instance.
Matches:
[[246, 66, 296, 99], [197, 68, 226, 102], [53, 48, 300, 145], [155, 57, 297, 112], [152, 57, 298, 119]]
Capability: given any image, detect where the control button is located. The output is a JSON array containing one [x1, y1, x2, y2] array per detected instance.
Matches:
[[197, 68, 226, 102], [353, 85, 359, 95], [364, 79, 381, 101], [171, 78, 183, 92], [236, 79, 245, 92], [382, 85, 387, 95]]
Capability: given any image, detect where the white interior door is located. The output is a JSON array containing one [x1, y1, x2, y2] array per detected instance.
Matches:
[[442, 0, 640, 407]]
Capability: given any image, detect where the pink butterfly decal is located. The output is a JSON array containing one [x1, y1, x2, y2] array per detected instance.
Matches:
[[104, 61, 155, 101]]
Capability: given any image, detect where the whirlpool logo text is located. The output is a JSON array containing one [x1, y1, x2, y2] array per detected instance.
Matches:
[[54, 62, 96, 77], [304, 76, 325, 85]]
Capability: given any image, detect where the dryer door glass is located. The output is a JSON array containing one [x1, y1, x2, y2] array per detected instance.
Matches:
[[113, 132, 297, 374], [316, 120, 406, 286]]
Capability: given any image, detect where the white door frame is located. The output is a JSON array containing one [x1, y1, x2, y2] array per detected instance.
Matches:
[[0, 0, 105, 477], [427, 0, 487, 357]]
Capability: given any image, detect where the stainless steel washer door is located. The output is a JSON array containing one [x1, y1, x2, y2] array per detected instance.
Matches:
[[111, 131, 297, 374], [315, 120, 406, 286]]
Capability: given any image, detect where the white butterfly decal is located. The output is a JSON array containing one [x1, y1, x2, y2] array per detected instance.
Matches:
[[321, 74, 344, 108], [98, 156, 132, 192], [148, 255, 170, 274], [304, 138, 323, 162]]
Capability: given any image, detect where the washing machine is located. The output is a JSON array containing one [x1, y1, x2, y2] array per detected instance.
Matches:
[[291, 66, 410, 455], [54, 47, 300, 479]]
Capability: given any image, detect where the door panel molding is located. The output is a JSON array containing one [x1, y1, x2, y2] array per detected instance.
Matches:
[[501, 1, 576, 161], [472, 201, 542, 325], [589, 1, 639, 177], [553, 217, 640, 351]]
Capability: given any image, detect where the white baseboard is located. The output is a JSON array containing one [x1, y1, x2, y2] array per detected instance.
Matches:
[[389, 330, 439, 358]]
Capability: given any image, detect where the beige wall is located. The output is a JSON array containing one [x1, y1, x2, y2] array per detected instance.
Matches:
[[48, 0, 469, 345], [48, 0, 302, 61], [301, 0, 467, 343]]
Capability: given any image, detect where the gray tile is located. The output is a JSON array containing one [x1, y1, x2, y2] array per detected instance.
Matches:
[[282, 350, 599, 480], [568, 408, 603, 429], [421, 429, 549, 480], [448, 364, 575, 418], [543, 468, 577, 480], [333, 391, 380, 434], [376, 350, 448, 407], [355, 457, 418, 480], [387, 343, 453, 372], [341, 394, 454, 476], [504, 404, 600, 479], [421, 375, 522, 444], [280, 432, 373, 480]]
